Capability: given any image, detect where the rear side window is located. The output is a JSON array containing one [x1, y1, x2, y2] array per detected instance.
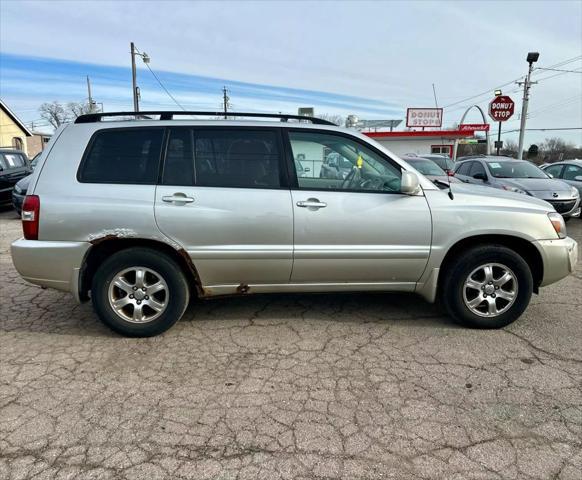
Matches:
[[79, 128, 163, 184], [0, 153, 27, 170], [194, 130, 282, 188]]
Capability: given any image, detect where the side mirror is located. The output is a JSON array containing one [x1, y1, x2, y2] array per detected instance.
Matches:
[[547, 173, 554, 178], [401, 171, 420, 195], [574, 175, 582, 181], [473, 172, 487, 181]]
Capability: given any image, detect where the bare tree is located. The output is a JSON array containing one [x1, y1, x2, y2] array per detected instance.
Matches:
[[317, 113, 345, 126], [538, 137, 582, 162], [501, 140, 518, 158], [67, 101, 94, 119], [39, 101, 69, 129]]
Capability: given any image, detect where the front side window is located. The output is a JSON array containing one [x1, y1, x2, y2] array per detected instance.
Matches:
[[469, 161, 486, 178], [455, 161, 472, 176], [288, 131, 401, 193], [544, 164, 563, 178], [79, 128, 164, 184], [563, 164, 582, 181], [194, 130, 282, 188]]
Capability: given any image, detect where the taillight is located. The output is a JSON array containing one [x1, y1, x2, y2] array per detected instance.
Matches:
[[22, 195, 40, 240], [447, 170, 455, 177]]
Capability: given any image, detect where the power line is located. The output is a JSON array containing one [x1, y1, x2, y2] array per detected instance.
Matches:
[[143, 62, 186, 111], [535, 67, 582, 74], [442, 55, 582, 111]]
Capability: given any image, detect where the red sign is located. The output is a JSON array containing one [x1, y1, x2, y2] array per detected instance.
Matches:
[[459, 123, 490, 132], [489, 95, 515, 122]]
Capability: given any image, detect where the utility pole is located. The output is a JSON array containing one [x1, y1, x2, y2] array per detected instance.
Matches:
[[86, 76, 95, 113], [131, 42, 139, 112], [517, 52, 539, 159], [222, 86, 229, 119]]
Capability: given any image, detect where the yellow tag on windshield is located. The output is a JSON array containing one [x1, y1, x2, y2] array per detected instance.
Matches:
[[357, 154, 363, 169]]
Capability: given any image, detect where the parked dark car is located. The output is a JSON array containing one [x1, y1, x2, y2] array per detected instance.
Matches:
[[0, 149, 32, 208], [11, 153, 41, 214], [454, 156, 581, 219], [402, 156, 461, 189]]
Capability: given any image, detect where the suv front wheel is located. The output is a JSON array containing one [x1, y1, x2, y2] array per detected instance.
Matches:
[[442, 245, 533, 328], [92, 247, 190, 336]]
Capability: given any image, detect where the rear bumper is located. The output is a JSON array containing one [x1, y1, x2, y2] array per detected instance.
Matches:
[[534, 236, 578, 287], [11, 239, 90, 300]]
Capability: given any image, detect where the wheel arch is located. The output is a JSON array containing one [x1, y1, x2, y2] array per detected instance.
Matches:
[[438, 234, 544, 296], [79, 238, 203, 301]]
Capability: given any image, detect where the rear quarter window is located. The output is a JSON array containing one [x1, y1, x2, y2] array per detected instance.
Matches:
[[78, 128, 164, 184]]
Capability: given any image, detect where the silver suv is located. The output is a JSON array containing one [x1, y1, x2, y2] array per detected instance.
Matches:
[[11, 112, 578, 336]]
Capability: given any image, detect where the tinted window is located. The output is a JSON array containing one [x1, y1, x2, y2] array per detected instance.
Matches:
[[456, 161, 472, 175], [563, 164, 582, 180], [544, 164, 563, 178], [469, 161, 486, 178], [79, 128, 163, 184], [407, 158, 445, 176], [194, 130, 281, 188], [288, 131, 401, 193], [0, 152, 27, 170], [162, 128, 194, 186]]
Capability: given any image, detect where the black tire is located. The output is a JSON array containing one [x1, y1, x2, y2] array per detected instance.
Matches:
[[92, 247, 189, 337], [441, 245, 533, 329]]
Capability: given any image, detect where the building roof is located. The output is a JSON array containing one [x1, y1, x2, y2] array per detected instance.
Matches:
[[0, 99, 33, 137], [364, 128, 477, 139]]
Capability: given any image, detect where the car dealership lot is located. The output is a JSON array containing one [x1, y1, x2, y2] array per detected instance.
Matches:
[[1, 210, 581, 480]]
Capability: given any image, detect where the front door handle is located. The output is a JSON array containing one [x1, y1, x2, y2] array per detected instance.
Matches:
[[162, 193, 194, 204], [296, 198, 327, 209]]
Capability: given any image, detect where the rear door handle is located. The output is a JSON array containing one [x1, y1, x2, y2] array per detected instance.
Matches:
[[296, 199, 327, 209], [162, 194, 194, 204]]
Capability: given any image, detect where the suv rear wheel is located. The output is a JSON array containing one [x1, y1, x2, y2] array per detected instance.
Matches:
[[442, 245, 533, 328], [92, 247, 189, 336]]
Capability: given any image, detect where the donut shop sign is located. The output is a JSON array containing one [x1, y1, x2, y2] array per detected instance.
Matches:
[[406, 108, 443, 128]]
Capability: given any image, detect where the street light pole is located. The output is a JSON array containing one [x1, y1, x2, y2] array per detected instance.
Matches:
[[517, 52, 539, 160], [131, 42, 139, 112]]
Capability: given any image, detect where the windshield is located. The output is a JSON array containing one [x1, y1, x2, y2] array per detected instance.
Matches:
[[0, 153, 28, 170], [407, 158, 445, 176], [487, 161, 548, 179], [423, 156, 454, 171]]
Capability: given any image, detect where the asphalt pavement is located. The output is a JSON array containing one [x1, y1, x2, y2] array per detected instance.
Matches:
[[1, 208, 581, 480]]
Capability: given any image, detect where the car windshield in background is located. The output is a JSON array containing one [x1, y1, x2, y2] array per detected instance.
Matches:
[[0, 153, 27, 170], [407, 158, 446, 176], [423, 155, 454, 171], [486, 161, 548, 179]]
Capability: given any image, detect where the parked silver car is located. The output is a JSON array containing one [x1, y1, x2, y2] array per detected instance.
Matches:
[[542, 160, 582, 212], [11, 112, 578, 336], [454, 156, 581, 219]]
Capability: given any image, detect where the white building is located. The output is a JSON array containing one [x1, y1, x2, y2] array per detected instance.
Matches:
[[364, 128, 482, 158]]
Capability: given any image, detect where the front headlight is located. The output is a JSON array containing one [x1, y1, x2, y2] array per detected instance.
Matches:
[[548, 212, 567, 239], [571, 186, 579, 198], [501, 185, 528, 195]]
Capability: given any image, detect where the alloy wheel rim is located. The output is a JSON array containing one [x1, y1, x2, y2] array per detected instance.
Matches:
[[108, 267, 169, 323], [462, 263, 518, 317]]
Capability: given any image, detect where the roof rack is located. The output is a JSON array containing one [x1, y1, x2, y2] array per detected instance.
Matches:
[[74, 111, 336, 125]]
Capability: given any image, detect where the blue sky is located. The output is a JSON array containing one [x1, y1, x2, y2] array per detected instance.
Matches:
[[1, 0, 581, 145]]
